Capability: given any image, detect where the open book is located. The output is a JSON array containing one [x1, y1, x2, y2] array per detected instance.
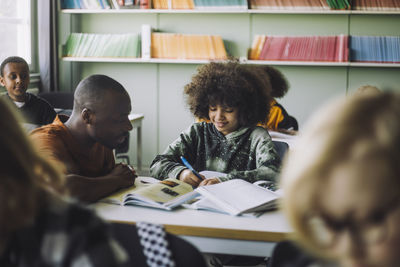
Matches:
[[101, 177, 196, 210], [186, 179, 280, 216]]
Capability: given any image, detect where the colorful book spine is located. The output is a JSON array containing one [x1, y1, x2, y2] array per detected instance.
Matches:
[[64, 33, 140, 58], [150, 32, 227, 60], [251, 35, 349, 62], [353, 0, 400, 11], [350, 36, 400, 63]]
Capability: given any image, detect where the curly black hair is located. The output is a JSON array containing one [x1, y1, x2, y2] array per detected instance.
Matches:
[[256, 65, 289, 98], [184, 61, 273, 127]]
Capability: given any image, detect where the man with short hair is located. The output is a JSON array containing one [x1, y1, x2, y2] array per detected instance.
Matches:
[[30, 74, 136, 203]]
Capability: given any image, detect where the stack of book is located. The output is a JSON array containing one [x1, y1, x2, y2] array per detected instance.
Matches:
[[61, 0, 150, 9], [350, 36, 400, 63], [249, 0, 351, 10], [61, 0, 111, 9], [63, 33, 140, 58], [249, 34, 349, 62], [150, 33, 227, 60], [193, 0, 248, 10], [249, 0, 331, 10], [152, 0, 194, 9], [353, 0, 400, 11], [151, 0, 247, 9]]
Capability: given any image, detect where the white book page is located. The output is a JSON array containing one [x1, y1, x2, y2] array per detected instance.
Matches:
[[196, 179, 279, 216], [199, 170, 227, 179]]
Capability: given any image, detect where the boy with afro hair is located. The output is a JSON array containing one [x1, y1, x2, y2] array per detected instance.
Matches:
[[150, 61, 280, 188]]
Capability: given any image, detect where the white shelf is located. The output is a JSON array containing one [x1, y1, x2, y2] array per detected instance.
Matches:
[[62, 57, 400, 67], [246, 60, 349, 66], [61, 8, 249, 14], [349, 62, 400, 67], [62, 57, 222, 64], [61, 9, 400, 15]]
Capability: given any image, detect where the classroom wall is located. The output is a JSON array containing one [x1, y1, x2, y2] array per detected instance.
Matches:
[[57, 12, 400, 170]]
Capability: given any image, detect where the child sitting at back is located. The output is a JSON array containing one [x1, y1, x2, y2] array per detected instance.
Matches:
[[256, 65, 298, 132], [0, 56, 56, 128], [150, 61, 280, 188]]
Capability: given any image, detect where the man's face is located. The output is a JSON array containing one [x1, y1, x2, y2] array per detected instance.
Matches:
[[88, 92, 133, 149], [0, 62, 30, 102]]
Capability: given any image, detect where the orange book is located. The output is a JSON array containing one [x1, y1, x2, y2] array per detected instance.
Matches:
[[169, 34, 179, 59], [151, 33, 161, 58], [189, 35, 199, 59], [176, 34, 185, 59], [205, 35, 216, 59], [161, 33, 169, 58], [211, 36, 227, 60], [172, 0, 194, 9], [249, 35, 265, 60]]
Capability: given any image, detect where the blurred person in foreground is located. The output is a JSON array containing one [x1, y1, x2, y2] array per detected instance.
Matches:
[[280, 91, 400, 267], [0, 98, 129, 266]]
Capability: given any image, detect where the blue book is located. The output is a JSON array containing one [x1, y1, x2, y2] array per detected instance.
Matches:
[[61, 0, 79, 8]]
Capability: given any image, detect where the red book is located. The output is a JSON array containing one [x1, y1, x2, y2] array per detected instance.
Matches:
[[263, 36, 287, 60], [140, 0, 150, 9]]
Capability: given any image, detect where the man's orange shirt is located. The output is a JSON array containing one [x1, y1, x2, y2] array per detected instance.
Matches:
[[30, 115, 115, 177]]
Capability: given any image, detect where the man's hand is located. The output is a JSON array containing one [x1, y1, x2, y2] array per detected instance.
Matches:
[[178, 169, 205, 187], [111, 163, 136, 187]]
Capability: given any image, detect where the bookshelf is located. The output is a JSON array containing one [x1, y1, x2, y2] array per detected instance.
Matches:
[[57, 4, 400, 169], [61, 9, 400, 15]]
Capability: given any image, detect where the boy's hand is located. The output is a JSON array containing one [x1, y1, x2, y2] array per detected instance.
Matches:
[[199, 178, 220, 187], [178, 169, 204, 187]]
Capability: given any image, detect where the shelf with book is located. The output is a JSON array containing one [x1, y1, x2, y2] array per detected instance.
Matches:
[[62, 57, 400, 68], [57, 0, 400, 168], [247, 60, 400, 68], [61, 8, 249, 14], [61, 9, 400, 15], [62, 56, 222, 64]]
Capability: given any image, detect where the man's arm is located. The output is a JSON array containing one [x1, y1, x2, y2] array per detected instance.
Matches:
[[66, 163, 136, 203], [30, 129, 136, 203]]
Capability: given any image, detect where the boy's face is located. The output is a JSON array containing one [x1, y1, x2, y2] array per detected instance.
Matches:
[[0, 62, 30, 102], [209, 104, 240, 135], [314, 162, 400, 267]]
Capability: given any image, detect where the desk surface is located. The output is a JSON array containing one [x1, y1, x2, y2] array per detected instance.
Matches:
[[94, 202, 291, 243]]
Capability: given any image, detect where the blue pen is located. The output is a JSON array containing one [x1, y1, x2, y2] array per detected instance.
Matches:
[[180, 156, 204, 180]]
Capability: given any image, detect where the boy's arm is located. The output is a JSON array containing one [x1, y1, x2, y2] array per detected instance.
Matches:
[[150, 125, 197, 180]]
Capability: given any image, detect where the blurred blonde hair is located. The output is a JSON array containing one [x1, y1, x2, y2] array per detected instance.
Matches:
[[0, 99, 66, 231], [280, 92, 400, 258], [354, 85, 381, 96]]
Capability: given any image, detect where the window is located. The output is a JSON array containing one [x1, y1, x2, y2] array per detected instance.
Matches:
[[0, 0, 33, 66]]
